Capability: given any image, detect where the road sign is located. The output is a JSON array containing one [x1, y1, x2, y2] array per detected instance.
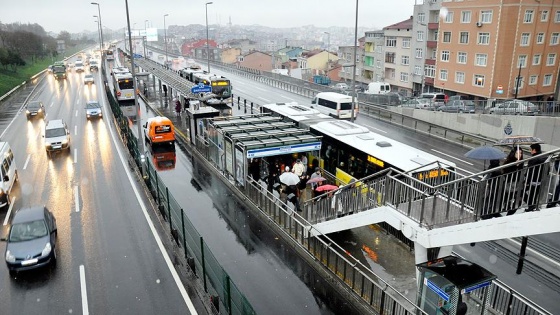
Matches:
[[191, 83, 212, 93], [133, 53, 143, 58]]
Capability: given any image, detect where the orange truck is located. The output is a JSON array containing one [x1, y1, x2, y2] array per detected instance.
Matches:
[[143, 116, 175, 146]]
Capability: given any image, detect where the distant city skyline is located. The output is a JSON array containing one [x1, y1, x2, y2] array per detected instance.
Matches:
[[2, 0, 417, 34]]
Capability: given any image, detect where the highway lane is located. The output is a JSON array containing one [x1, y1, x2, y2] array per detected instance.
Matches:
[[137, 47, 560, 313], [0, 60, 198, 314], [108, 56, 361, 314]]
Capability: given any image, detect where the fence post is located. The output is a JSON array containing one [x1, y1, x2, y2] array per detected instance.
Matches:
[[167, 187, 172, 231], [226, 275, 232, 315], [200, 236, 207, 292], [181, 208, 187, 258]]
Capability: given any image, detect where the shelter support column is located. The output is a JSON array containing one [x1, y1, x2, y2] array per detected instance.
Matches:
[[438, 246, 453, 258], [414, 242, 428, 283]]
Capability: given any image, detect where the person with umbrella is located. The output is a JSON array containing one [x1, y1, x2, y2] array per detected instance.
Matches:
[[524, 143, 547, 212], [502, 147, 524, 215]]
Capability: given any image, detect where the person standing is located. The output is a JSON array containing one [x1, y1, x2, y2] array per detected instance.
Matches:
[[174, 99, 182, 117], [524, 143, 547, 211], [504, 148, 524, 215], [546, 95, 554, 113]]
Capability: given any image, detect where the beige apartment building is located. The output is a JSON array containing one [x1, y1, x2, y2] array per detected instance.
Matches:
[[434, 0, 560, 101]]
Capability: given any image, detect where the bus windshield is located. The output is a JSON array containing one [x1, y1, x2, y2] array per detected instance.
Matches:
[[118, 79, 134, 90]]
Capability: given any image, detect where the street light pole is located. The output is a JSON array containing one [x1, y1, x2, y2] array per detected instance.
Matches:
[[124, 0, 145, 163], [514, 61, 522, 99], [205, 1, 212, 73], [324, 31, 330, 75], [91, 2, 104, 50], [350, 0, 359, 123], [93, 15, 101, 52], [144, 19, 149, 59], [205, 2, 213, 73], [163, 14, 169, 68]]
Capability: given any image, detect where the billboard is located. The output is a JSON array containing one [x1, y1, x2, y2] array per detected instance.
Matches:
[[146, 28, 158, 42]]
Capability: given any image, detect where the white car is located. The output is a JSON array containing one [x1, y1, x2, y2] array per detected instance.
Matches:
[[85, 101, 102, 119], [75, 61, 84, 72], [84, 74, 94, 84]]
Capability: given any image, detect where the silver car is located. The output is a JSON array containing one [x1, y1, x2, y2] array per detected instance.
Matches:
[[85, 101, 103, 119], [489, 100, 539, 115]]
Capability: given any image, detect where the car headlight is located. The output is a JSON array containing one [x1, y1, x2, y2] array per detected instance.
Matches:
[[6, 250, 15, 263], [26, 110, 30, 114], [42, 242, 52, 257], [62, 139, 69, 145]]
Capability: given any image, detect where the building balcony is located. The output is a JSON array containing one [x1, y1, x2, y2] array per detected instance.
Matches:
[[427, 40, 437, 49], [424, 59, 436, 66], [424, 77, 434, 85], [428, 22, 439, 30]]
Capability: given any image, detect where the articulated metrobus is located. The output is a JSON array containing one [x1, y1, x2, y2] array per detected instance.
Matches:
[[111, 66, 136, 119], [308, 120, 456, 185], [310, 92, 358, 120], [260, 102, 334, 128], [106, 49, 115, 61], [191, 72, 232, 100]]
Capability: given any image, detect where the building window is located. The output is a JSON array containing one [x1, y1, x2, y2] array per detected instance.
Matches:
[[432, 50, 437, 60], [455, 71, 465, 84], [414, 65, 422, 75], [418, 13, 425, 24], [385, 52, 395, 63], [386, 37, 397, 47], [441, 50, 450, 62], [439, 69, 448, 81], [518, 55, 527, 67], [475, 54, 488, 66], [425, 65, 435, 78], [401, 55, 409, 65], [547, 53, 557, 66], [481, 10, 493, 23], [543, 74, 552, 86], [537, 32, 545, 44], [417, 31, 425, 41], [515, 76, 524, 89], [556, 10, 560, 22], [524, 10, 534, 23], [445, 12, 454, 23], [551, 33, 559, 45], [443, 32, 452, 43], [461, 11, 472, 23], [459, 32, 469, 44], [520, 33, 530, 46], [474, 74, 485, 87], [389, 69, 395, 79], [402, 38, 410, 48], [415, 48, 424, 58], [533, 54, 541, 65], [529, 75, 538, 85], [478, 32, 490, 45], [400, 72, 409, 82], [457, 52, 467, 64], [541, 10, 549, 22]]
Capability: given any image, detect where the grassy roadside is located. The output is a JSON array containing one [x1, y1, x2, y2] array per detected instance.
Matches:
[[0, 46, 84, 96]]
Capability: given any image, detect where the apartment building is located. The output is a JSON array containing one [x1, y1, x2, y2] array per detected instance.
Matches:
[[383, 17, 415, 96], [433, 0, 560, 101], [363, 30, 385, 83]]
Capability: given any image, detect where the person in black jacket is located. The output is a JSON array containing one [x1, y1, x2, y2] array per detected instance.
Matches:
[[524, 143, 547, 211], [503, 148, 524, 215]]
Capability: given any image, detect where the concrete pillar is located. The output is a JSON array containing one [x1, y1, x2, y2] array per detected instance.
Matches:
[[414, 241, 428, 287]]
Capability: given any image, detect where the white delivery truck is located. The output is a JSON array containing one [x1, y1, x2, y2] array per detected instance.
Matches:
[[366, 82, 391, 94]]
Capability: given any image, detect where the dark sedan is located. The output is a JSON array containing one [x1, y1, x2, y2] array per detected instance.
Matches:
[[2, 206, 57, 276], [438, 100, 476, 113], [26, 101, 46, 119]]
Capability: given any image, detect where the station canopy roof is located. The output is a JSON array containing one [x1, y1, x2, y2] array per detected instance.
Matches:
[[207, 114, 322, 158]]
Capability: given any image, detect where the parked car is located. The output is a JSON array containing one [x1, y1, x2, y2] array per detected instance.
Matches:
[[2, 205, 57, 276], [333, 83, 349, 90], [420, 92, 448, 109], [438, 100, 476, 113], [400, 98, 433, 110], [489, 100, 539, 115]]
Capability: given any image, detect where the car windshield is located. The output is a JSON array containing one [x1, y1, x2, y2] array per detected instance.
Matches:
[[46, 127, 66, 138], [27, 103, 41, 110], [9, 220, 48, 242], [85, 75, 93, 79], [86, 102, 100, 109]]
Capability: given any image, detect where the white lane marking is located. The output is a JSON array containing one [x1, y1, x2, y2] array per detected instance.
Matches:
[[50, 101, 54, 107], [235, 81, 247, 85], [74, 148, 77, 164], [106, 105, 198, 314], [431, 149, 474, 165], [253, 86, 266, 92], [3, 197, 16, 226], [75, 125, 78, 135], [76, 100, 79, 105], [75, 110, 78, 117], [235, 88, 246, 94], [364, 125, 388, 134], [79, 265, 89, 315], [258, 96, 271, 103], [23, 154, 31, 170], [279, 95, 295, 101], [74, 185, 80, 212]]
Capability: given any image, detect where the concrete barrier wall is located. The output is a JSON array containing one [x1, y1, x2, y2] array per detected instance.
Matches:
[[392, 107, 560, 150]]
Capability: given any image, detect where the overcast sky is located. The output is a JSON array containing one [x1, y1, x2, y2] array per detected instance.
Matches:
[[2, 0, 417, 34]]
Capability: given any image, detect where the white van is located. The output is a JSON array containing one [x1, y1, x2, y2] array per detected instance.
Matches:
[[0, 142, 18, 209], [311, 92, 357, 119], [366, 82, 391, 94]]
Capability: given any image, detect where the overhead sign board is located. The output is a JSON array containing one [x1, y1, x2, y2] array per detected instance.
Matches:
[[191, 83, 212, 94], [424, 279, 450, 302], [146, 28, 158, 42]]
